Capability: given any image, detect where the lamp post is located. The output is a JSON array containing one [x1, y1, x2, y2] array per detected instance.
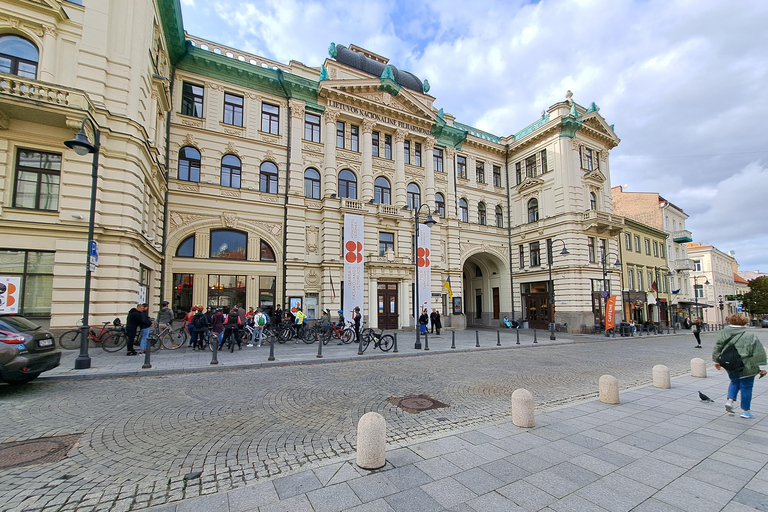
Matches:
[[64, 117, 101, 370], [600, 250, 621, 337], [546, 239, 569, 340], [412, 203, 438, 349]]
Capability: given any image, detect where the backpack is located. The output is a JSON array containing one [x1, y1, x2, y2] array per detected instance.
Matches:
[[227, 310, 240, 325], [717, 342, 745, 376], [193, 312, 206, 329], [257, 314, 266, 326]]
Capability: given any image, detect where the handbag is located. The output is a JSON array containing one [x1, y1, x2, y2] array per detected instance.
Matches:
[[717, 342, 745, 376]]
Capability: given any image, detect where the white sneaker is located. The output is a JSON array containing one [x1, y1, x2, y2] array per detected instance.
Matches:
[[725, 401, 735, 413], [246, 343, 253, 347]]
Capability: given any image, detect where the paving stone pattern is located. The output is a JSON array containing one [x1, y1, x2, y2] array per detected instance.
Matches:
[[0, 330, 765, 511]]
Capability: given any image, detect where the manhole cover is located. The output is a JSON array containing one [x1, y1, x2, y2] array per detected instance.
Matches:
[[387, 394, 449, 414], [0, 434, 80, 469]]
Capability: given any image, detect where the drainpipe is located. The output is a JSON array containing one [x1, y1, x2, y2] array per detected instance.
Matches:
[[159, 68, 175, 304], [504, 143, 515, 319], [277, 70, 291, 310]]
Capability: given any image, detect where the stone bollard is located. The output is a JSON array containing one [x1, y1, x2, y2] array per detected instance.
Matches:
[[475, 331, 480, 347], [511, 388, 535, 428], [653, 364, 671, 389], [356, 412, 386, 469], [599, 375, 620, 404], [691, 357, 707, 378], [451, 331, 455, 349]]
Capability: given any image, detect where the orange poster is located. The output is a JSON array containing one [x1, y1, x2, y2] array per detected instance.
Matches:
[[605, 295, 617, 330]]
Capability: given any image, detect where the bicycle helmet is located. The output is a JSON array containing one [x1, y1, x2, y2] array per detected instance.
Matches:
[[338, 310, 343, 314]]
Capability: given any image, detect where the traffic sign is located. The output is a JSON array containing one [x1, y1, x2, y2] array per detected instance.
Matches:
[[89, 240, 99, 268], [737, 304, 743, 312], [601, 291, 608, 298]]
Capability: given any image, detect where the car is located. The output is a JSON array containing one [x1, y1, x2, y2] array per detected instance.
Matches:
[[761, 317, 768, 328], [0, 314, 61, 384]]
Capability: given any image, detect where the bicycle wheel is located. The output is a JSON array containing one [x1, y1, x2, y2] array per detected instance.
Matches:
[[301, 327, 317, 344], [278, 326, 292, 343], [378, 334, 394, 352], [342, 328, 355, 344], [58, 329, 81, 350], [102, 333, 125, 352], [177, 327, 190, 346], [361, 336, 371, 353], [321, 329, 332, 345], [161, 330, 183, 350], [148, 333, 162, 352], [361, 328, 375, 344]]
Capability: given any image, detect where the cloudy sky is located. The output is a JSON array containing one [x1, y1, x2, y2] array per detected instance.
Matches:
[[179, 0, 768, 272]]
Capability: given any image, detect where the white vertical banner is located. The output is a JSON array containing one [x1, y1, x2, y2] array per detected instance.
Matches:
[[343, 213, 365, 321], [415, 223, 432, 321], [0, 276, 21, 314]]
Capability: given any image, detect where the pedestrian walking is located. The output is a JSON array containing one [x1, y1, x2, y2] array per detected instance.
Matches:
[[430, 308, 442, 335], [713, 314, 767, 419], [693, 316, 703, 348], [273, 304, 283, 327]]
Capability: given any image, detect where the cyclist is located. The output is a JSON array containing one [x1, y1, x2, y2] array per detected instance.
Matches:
[[221, 307, 242, 350], [294, 307, 307, 343], [211, 307, 225, 346], [318, 309, 332, 337], [157, 301, 174, 331], [336, 309, 346, 345]]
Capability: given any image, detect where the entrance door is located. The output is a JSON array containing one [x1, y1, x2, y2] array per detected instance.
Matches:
[[377, 283, 398, 329], [492, 287, 500, 320], [475, 289, 482, 319], [524, 293, 551, 329]]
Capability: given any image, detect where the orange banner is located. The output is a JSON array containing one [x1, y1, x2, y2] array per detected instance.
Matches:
[[605, 296, 617, 330]]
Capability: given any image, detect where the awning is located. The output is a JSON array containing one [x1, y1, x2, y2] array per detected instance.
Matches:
[[677, 301, 714, 308]]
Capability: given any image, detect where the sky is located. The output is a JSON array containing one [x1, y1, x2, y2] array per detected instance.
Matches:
[[179, 0, 768, 273]]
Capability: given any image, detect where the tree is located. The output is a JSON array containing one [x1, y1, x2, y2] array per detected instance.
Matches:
[[742, 277, 768, 316]]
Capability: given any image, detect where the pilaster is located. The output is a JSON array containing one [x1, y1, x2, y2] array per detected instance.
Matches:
[[323, 108, 340, 196], [361, 119, 375, 202], [394, 129, 407, 206]]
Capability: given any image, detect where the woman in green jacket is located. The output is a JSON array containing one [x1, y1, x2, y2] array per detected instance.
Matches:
[[712, 315, 767, 419]]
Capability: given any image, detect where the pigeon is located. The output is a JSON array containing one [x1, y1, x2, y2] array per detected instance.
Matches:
[[699, 391, 714, 402]]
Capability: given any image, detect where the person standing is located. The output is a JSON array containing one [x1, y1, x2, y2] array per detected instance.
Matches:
[[221, 307, 242, 349], [693, 316, 703, 348], [430, 309, 442, 335], [713, 314, 767, 419], [253, 307, 268, 347], [137, 303, 152, 353], [125, 304, 142, 356], [352, 306, 362, 344], [294, 307, 307, 343], [274, 304, 283, 327], [157, 301, 174, 331], [211, 307, 225, 346], [184, 307, 197, 345], [191, 307, 208, 350], [419, 309, 429, 335]]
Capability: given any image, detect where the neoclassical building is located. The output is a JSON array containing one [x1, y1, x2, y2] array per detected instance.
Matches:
[[0, 0, 625, 332]]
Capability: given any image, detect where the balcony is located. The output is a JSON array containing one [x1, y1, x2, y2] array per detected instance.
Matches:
[[674, 258, 695, 271], [375, 204, 402, 217], [672, 230, 693, 243], [342, 198, 364, 210], [582, 210, 624, 236], [0, 73, 93, 128]]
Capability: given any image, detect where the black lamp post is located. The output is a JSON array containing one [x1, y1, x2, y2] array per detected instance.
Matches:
[[64, 117, 100, 370], [546, 239, 569, 340], [412, 203, 438, 349], [601, 250, 621, 337]]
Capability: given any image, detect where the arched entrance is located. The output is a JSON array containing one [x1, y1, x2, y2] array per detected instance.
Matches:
[[462, 251, 510, 327]]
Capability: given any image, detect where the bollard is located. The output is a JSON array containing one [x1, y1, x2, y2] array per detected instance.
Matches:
[[612, 328, 616, 338], [424, 332, 429, 351], [638, 327, 642, 337], [142, 345, 152, 369], [516, 327, 520, 345], [316, 337, 323, 358], [533, 329, 537, 343], [550, 322, 556, 341], [268, 337, 275, 361], [211, 336, 219, 365], [475, 331, 480, 347], [673, 323, 676, 334], [393, 332, 399, 353], [691, 357, 707, 378], [599, 375, 620, 404], [653, 364, 671, 389], [497, 331, 501, 347], [356, 412, 386, 469], [451, 331, 455, 349], [511, 388, 535, 428], [414, 330, 422, 350]]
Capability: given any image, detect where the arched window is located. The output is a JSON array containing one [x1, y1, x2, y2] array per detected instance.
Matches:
[[176, 235, 195, 257], [374, 177, 391, 204], [178, 146, 200, 182], [435, 193, 446, 218], [459, 198, 468, 222], [338, 169, 357, 199], [495, 205, 504, 228], [304, 168, 320, 199], [589, 191, 597, 210], [221, 154, 241, 188], [260, 161, 278, 194], [0, 35, 38, 78], [210, 230, 246, 259], [527, 198, 539, 223], [478, 202, 487, 225], [260, 240, 276, 261], [407, 182, 421, 210]]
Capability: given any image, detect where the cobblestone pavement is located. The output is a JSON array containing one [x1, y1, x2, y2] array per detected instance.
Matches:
[[1, 329, 762, 512]]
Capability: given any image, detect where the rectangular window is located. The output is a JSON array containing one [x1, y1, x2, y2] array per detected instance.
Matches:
[[457, 155, 467, 179], [261, 103, 279, 134], [404, 140, 410, 165], [351, 125, 359, 152], [379, 232, 394, 256], [493, 165, 501, 187], [694, 284, 704, 299], [13, 149, 61, 211], [588, 237, 596, 263], [515, 162, 522, 185], [600, 238, 607, 262], [181, 82, 204, 118], [584, 147, 594, 171], [384, 134, 392, 159], [336, 121, 345, 149], [433, 148, 443, 172], [525, 155, 536, 178], [414, 143, 422, 166], [638, 270, 644, 291], [529, 242, 540, 267], [625, 233, 632, 251], [693, 260, 701, 272], [648, 271, 654, 290], [0, 250, 54, 316], [653, 241, 659, 257], [172, 273, 194, 312], [660, 244, 666, 259], [540, 149, 548, 174], [634, 235, 641, 253], [519, 245, 525, 269], [476, 161, 485, 184], [223, 92, 243, 126], [644, 238, 651, 255], [304, 113, 321, 142], [628, 269, 634, 290], [372, 131, 380, 157]]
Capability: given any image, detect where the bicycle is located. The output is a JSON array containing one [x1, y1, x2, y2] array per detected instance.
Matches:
[[58, 319, 126, 352], [159, 322, 191, 350], [324, 321, 356, 344], [361, 328, 394, 353]]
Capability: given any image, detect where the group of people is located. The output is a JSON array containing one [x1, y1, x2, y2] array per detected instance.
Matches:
[[418, 308, 442, 335]]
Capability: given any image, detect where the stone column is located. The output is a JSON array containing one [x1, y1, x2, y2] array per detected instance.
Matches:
[[323, 108, 340, 197], [361, 119, 375, 202], [40, 26, 56, 83], [288, 99, 305, 196], [424, 137, 436, 201], [394, 129, 407, 207]]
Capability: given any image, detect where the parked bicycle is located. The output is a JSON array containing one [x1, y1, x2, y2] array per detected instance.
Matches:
[[58, 319, 125, 352], [361, 327, 394, 353], [156, 322, 191, 350]]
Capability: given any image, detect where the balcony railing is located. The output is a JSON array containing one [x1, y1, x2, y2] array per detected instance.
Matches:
[[342, 198, 363, 210], [0, 73, 90, 110], [674, 258, 695, 271], [672, 230, 693, 243]]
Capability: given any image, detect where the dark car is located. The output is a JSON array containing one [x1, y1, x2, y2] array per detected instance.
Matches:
[[0, 315, 61, 384], [761, 317, 768, 328]]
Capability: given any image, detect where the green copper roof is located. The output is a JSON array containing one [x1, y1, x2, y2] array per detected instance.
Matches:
[[453, 122, 501, 143], [513, 113, 550, 140], [158, 0, 187, 65]]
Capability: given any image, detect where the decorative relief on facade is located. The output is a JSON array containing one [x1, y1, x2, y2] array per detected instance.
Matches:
[[324, 108, 340, 124], [263, 149, 276, 162], [337, 149, 362, 162], [373, 158, 395, 170], [517, 177, 544, 193], [305, 200, 322, 209], [260, 195, 279, 203], [169, 212, 207, 228], [600, 151, 609, 162], [444, 147, 456, 159], [177, 183, 199, 192], [571, 138, 581, 151], [424, 138, 436, 151], [247, 93, 262, 101], [221, 189, 240, 198], [329, 67, 337, 79], [361, 119, 376, 133], [257, 222, 282, 237], [221, 213, 238, 228], [223, 127, 243, 136], [261, 133, 279, 145], [303, 142, 323, 153], [206, 82, 223, 91], [306, 226, 319, 253], [306, 269, 320, 286], [394, 129, 407, 143], [224, 142, 239, 155], [288, 99, 305, 118], [583, 170, 607, 184], [42, 25, 56, 38]]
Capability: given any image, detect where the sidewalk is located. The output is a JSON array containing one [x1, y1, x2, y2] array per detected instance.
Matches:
[[140, 367, 768, 512]]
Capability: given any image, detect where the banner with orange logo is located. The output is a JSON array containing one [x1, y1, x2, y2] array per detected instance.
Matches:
[[414, 223, 432, 321], [605, 295, 617, 330], [0, 276, 21, 314], [343, 214, 365, 319]]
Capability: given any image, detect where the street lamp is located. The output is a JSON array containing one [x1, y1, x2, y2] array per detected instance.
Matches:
[[64, 117, 101, 370], [546, 239, 569, 340], [411, 203, 438, 349], [601, 250, 621, 337]]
